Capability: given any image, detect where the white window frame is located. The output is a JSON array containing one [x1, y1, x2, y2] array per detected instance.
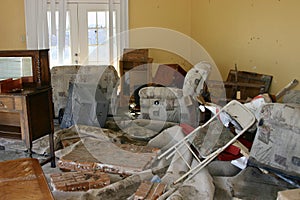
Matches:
[[77, 3, 120, 65]]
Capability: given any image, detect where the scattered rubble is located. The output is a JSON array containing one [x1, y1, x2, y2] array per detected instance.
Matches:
[[57, 138, 159, 176], [81, 170, 155, 200], [133, 181, 166, 200], [44, 95, 300, 199], [50, 171, 110, 192], [42, 67, 300, 199]]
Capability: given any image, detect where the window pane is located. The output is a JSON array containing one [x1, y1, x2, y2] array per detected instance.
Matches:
[[97, 11, 106, 28], [87, 10, 115, 65], [88, 29, 97, 45], [88, 12, 97, 28], [98, 28, 107, 44]]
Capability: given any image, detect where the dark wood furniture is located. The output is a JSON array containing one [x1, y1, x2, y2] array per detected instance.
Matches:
[[0, 49, 55, 167], [207, 69, 273, 104], [119, 49, 153, 107], [0, 158, 54, 199], [152, 64, 186, 88]]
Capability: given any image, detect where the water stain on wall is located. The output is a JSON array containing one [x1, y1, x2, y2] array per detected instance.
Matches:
[[248, 36, 261, 45]]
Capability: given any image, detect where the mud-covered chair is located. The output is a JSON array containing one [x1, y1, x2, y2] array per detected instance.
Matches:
[[138, 61, 212, 127]]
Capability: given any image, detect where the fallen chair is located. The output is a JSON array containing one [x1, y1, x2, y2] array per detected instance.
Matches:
[[158, 100, 256, 184]]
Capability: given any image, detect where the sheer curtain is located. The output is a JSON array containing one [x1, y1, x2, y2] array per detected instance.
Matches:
[[24, 0, 67, 65], [120, 0, 129, 58], [24, 0, 51, 49]]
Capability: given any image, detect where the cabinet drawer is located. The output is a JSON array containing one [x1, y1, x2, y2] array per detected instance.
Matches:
[[0, 97, 14, 110]]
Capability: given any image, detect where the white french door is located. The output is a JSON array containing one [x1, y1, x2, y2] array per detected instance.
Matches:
[[48, 2, 122, 68], [77, 4, 120, 66]]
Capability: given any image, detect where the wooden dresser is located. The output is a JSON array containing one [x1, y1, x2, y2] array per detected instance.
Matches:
[[0, 49, 55, 167]]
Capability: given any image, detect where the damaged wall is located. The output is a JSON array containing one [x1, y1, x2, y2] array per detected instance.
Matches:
[[129, 0, 300, 93], [1, 0, 300, 94], [190, 0, 300, 93]]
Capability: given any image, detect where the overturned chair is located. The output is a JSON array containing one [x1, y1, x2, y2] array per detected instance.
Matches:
[[158, 100, 256, 184]]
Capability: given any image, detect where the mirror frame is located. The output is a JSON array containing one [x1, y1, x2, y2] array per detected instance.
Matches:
[[0, 49, 50, 87]]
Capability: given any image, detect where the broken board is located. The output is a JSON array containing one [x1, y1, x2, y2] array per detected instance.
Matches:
[[57, 138, 159, 176]]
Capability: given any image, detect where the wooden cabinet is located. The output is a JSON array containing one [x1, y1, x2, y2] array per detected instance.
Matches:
[[0, 49, 55, 167]]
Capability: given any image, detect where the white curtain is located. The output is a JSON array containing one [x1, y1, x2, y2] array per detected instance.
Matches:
[[24, 0, 128, 66], [106, 0, 129, 65], [24, 0, 67, 64], [120, 0, 129, 55], [24, 0, 49, 49], [57, 0, 67, 64]]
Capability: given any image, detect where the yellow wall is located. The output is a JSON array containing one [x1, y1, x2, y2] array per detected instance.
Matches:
[[1, 0, 300, 93], [129, 0, 191, 36], [0, 0, 26, 49], [191, 0, 300, 93], [128, 0, 193, 71]]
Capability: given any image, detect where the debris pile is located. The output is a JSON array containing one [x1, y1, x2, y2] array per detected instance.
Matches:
[[50, 171, 110, 192], [46, 64, 300, 199]]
